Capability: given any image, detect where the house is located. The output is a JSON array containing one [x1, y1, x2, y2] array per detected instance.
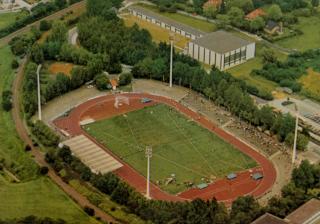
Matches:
[[127, 6, 205, 40], [203, 0, 222, 9], [245, 8, 266, 20], [264, 20, 283, 35], [186, 30, 255, 70], [252, 199, 320, 224]]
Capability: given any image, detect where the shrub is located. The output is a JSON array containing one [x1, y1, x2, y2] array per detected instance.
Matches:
[[39, 166, 49, 175], [25, 144, 32, 151], [40, 20, 52, 31], [95, 74, 110, 90], [84, 206, 95, 216], [11, 59, 19, 69], [2, 90, 13, 111], [118, 72, 132, 86]]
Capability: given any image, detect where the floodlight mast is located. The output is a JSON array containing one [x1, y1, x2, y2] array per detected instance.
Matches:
[[169, 33, 174, 88], [145, 146, 152, 199], [292, 104, 299, 164]]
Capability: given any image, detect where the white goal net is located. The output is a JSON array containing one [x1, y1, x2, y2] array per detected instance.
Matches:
[[114, 95, 130, 108]]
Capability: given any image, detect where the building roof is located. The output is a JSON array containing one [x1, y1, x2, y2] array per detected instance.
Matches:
[[191, 30, 254, 53], [251, 213, 289, 224], [265, 20, 279, 31], [128, 5, 206, 37], [203, 0, 222, 9], [286, 198, 320, 224], [245, 8, 266, 20]]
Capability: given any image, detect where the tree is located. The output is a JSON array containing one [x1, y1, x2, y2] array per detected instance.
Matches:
[[54, 0, 67, 8], [83, 206, 95, 216], [2, 90, 13, 111], [49, 21, 67, 43], [292, 160, 319, 191], [267, 4, 283, 21], [230, 196, 263, 224], [95, 74, 110, 90], [227, 0, 254, 13], [204, 5, 218, 19], [119, 72, 132, 86], [261, 48, 278, 64], [11, 59, 19, 69], [285, 133, 309, 151], [227, 7, 245, 27], [30, 43, 44, 64], [312, 0, 319, 7], [39, 20, 51, 31], [39, 166, 49, 175], [250, 16, 265, 32], [216, 14, 231, 29]]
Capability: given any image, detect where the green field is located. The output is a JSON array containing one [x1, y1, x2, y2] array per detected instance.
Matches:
[[0, 175, 98, 223], [0, 11, 27, 30], [138, 4, 217, 33], [85, 104, 257, 194], [276, 16, 320, 51], [0, 46, 96, 222]]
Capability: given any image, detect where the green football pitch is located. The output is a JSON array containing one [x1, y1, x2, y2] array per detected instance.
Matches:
[[84, 104, 257, 194]]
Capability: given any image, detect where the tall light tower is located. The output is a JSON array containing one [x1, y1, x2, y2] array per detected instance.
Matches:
[[292, 104, 299, 164], [169, 33, 174, 88], [37, 64, 42, 120], [145, 146, 152, 199]]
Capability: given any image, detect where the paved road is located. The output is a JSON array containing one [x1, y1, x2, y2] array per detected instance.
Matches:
[[0, 0, 85, 47], [11, 58, 117, 223]]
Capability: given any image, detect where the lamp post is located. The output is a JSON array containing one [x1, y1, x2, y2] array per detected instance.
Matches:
[[145, 146, 152, 199], [292, 104, 299, 164], [37, 64, 42, 120], [169, 33, 174, 88]]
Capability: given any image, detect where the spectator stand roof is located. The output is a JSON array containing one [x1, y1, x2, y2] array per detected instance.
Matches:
[[227, 173, 237, 180]]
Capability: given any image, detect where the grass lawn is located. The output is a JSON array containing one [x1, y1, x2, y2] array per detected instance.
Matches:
[[299, 68, 320, 101], [138, 4, 217, 33], [0, 46, 39, 180], [84, 104, 257, 194], [227, 41, 287, 94], [0, 45, 97, 223], [0, 11, 28, 30], [0, 176, 98, 223], [123, 14, 189, 49], [276, 16, 320, 51]]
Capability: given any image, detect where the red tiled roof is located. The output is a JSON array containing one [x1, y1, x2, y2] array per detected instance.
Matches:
[[203, 0, 222, 9], [245, 8, 266, 20], [110, 79, 118, 87]]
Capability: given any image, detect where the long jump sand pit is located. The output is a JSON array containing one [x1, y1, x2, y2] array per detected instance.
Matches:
[[53, 93, 276, 204]]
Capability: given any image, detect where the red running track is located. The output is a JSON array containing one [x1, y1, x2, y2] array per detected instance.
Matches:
[[53, 93, 276, 204]]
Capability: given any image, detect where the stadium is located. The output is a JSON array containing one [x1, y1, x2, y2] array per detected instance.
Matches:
[[53, 93, 276, 204]]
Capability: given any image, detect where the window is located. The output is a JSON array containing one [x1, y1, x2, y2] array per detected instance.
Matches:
[[165, 24, 170, 30], [241, 50, 246, 60], [185, 33, 191, 38]]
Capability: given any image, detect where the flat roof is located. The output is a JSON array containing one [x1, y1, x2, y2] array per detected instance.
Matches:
[[128, 5, 206, 37], [286, 198, 320, 224], [191, 30, 254, 53]]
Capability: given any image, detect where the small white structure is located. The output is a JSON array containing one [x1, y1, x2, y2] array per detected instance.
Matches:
[[128, 5, 205, 40], [186, 31, 255, 70]]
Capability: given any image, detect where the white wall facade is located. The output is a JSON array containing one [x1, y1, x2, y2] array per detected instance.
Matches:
[[187, 41, 255, 71]]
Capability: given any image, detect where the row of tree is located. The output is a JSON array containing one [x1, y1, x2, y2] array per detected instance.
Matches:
[[0, 216, 66, 224], [45, 143, 319, 224]]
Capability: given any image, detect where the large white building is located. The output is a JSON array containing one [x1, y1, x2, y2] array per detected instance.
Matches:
[[127, 6, 255, 71], [186, 31, 255, 70]]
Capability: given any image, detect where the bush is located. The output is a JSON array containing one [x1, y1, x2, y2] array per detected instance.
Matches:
[[39, 20, 51, 31], [30, 120, 60, 147], [25, 144, 32, 151], [11, 59, 19, 69], [2, 90, 13, 111], [39, 166, 49, 175], [95, 74, 110, 90], [118, 72, 132, 86], [83, 206, 95, 216]]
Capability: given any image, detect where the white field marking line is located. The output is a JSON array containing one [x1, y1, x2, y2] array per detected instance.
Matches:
[[123, 115, 141, 147], [154, 154, 209, 178], [163, 107, 217, 176]]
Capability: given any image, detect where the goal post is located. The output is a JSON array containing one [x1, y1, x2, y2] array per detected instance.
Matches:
[[114, 95, 130, 108]]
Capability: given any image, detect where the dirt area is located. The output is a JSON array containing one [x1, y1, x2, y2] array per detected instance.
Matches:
[[272, 90, 287, 99], [48, 62, 74, 76]]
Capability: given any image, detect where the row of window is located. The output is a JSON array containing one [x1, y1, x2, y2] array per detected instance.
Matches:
[[224, 50, 246, 66]]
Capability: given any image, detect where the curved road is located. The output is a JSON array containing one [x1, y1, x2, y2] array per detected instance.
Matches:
[[11, 59, 117, 223]]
